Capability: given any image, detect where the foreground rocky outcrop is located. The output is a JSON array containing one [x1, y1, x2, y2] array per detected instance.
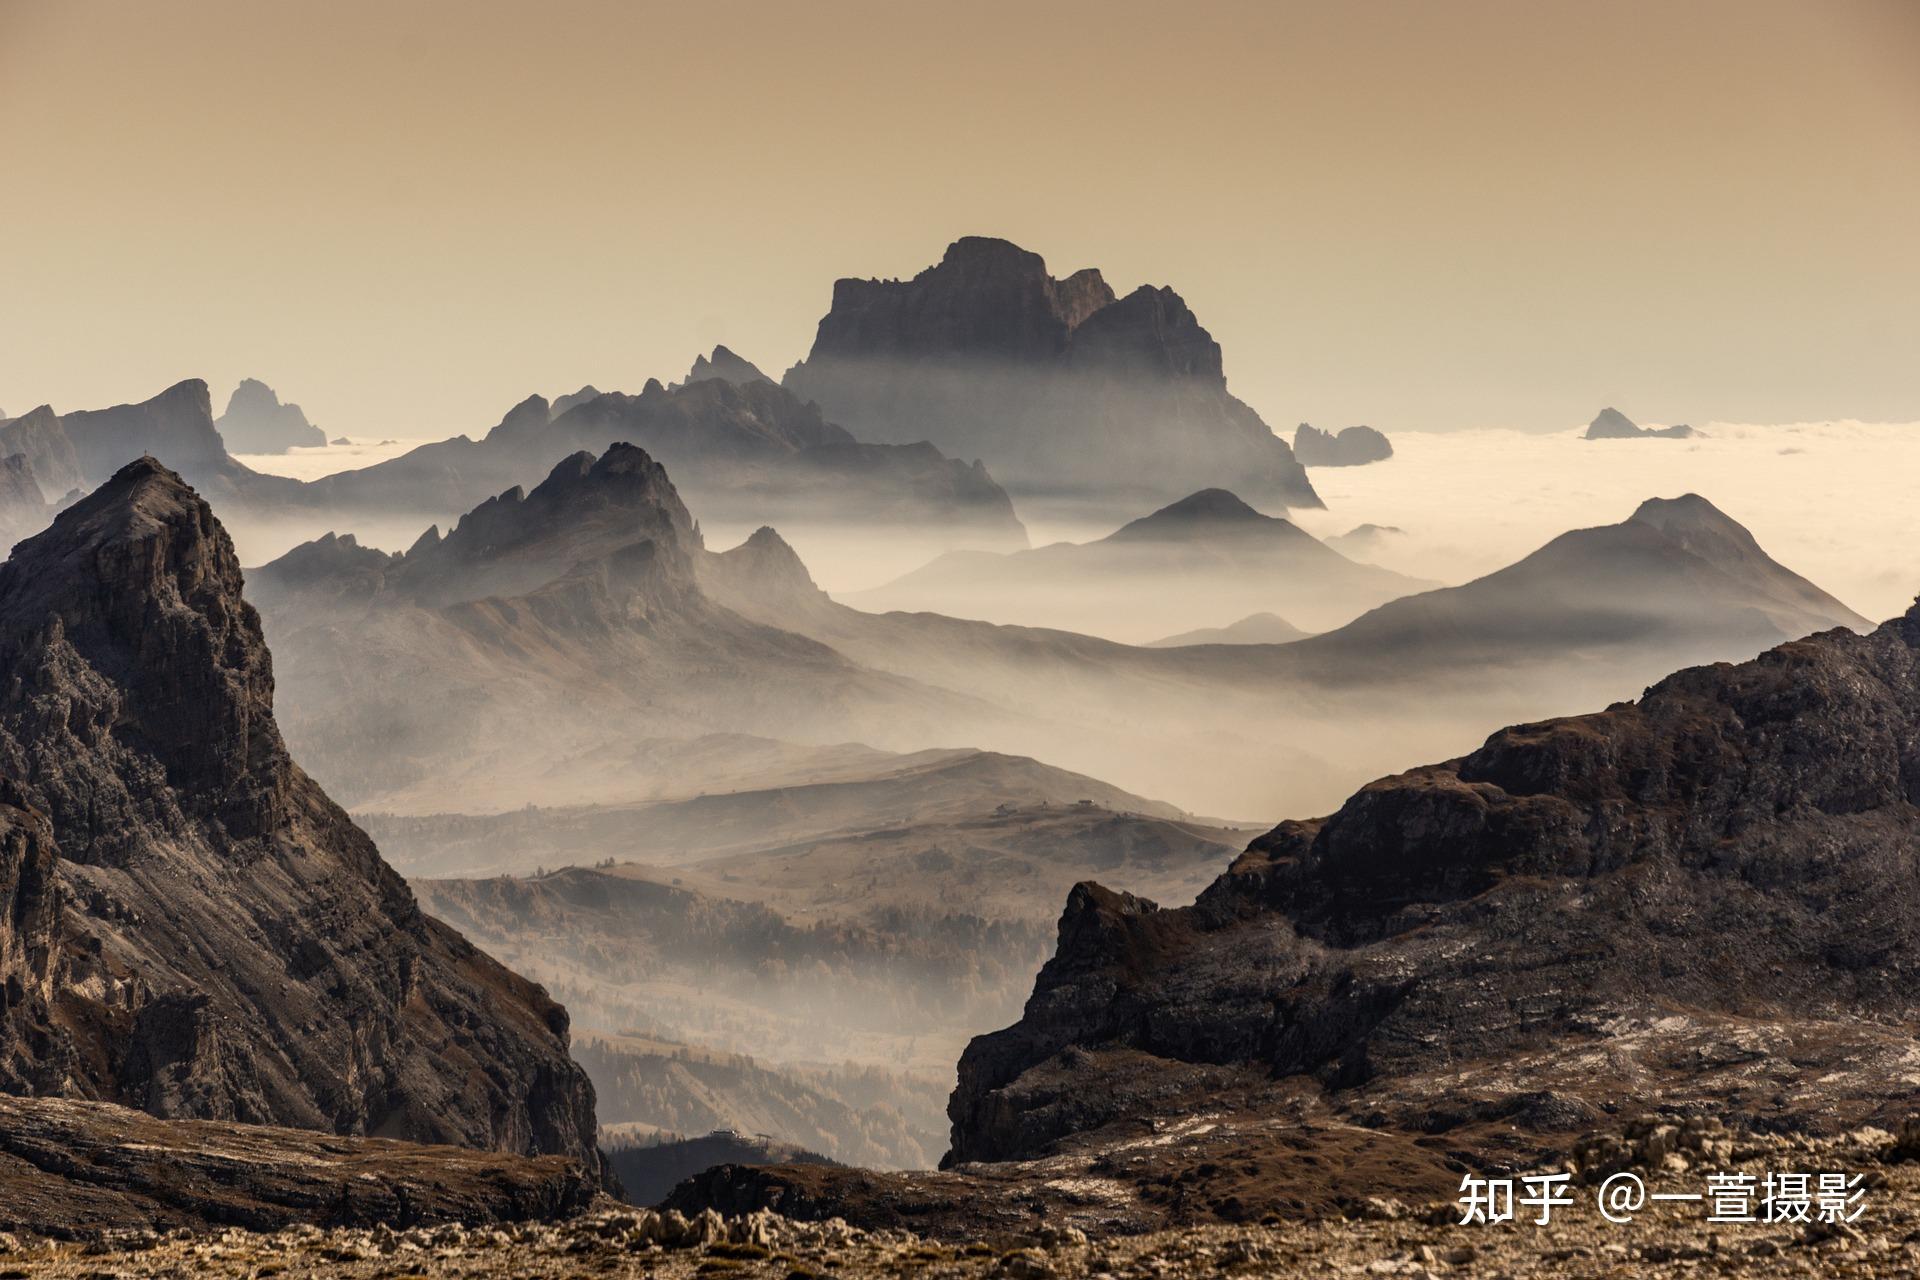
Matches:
[[784, 236, 1322, 510], [0, 1096, 599, 1238], [215, 378, 327, 453], [1292, 423, 1392, 466], [0, 458, 603, 1174], [946, 591, 1920, 1172]]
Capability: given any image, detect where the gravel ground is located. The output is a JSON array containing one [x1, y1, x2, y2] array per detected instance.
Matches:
[[3, 1126, 1914, 1279]]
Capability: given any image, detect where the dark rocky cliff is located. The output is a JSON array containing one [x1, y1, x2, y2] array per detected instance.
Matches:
[[0, 458, 604, 1176], [950, 598, 1920, 1164]]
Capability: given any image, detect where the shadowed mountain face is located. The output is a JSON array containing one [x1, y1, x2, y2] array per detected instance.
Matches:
[[215, 379, 326, 454], [783, 236, 1322, 512], [850, 487, 1426, 641], [0, 458, 603, 1176], [947, 598, 1920, 1174], [1585, 406, 1696, 439], [1284, 493, 1869, 683]]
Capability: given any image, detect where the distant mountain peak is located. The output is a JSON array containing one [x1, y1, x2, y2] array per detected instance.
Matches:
[[785, 236, 1319, 509], [215, 378, 325, 454], [1586, 407, 1697, 440], [1105, 489, 1273, 542], [1294, 423, 1393, 466], [487, 393, 553, 441], [681, 345, 771, 388], [701, 525, 825, 613], [1629, 492, 1739, 533]]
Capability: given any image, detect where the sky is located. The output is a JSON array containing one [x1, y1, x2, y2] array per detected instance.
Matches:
[[2, 0, 1917, 439]]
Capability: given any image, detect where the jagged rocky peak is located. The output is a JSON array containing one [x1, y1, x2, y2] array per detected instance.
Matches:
[[784, 236, 1321, 509], [1293, 423, 1393, 466], [1585, 406, 1696, 439], [390, 442, 705, 609], [804, 235, 1117, 365], [0, 456, 290, 839], [215, 378, 326, 454], [681, 344, 771, 387], [0, 457, 604, 1173]]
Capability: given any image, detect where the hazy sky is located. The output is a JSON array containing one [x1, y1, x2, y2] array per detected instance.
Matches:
[[3, 0, 1916, 438]]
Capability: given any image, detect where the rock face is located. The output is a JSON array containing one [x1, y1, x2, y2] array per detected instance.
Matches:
[[1585, 406, 1696, 439], [783, 237, 1321, 510], [676, 344, 771, 388], [0, 458, 604, 1175], [1292, 423, 1392, 466], [948, 594, 1920, 1167], [215, 378, 327, 453]]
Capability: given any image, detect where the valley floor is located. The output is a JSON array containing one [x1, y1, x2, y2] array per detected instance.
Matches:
[[7, 1154, 1915, 1280]]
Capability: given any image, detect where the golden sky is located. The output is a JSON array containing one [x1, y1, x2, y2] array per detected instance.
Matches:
[[2, 0, 1916, 437]]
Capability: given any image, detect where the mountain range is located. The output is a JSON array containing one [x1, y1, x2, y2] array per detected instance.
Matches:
[[0, 371, 1027, 569], [849, 487, 1425, 640]]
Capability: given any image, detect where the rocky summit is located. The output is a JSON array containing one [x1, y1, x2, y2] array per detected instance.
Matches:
[[946, 597, 1920, 1177], [783, 236, 1322, 509], [0, 458, 603, 1175]]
